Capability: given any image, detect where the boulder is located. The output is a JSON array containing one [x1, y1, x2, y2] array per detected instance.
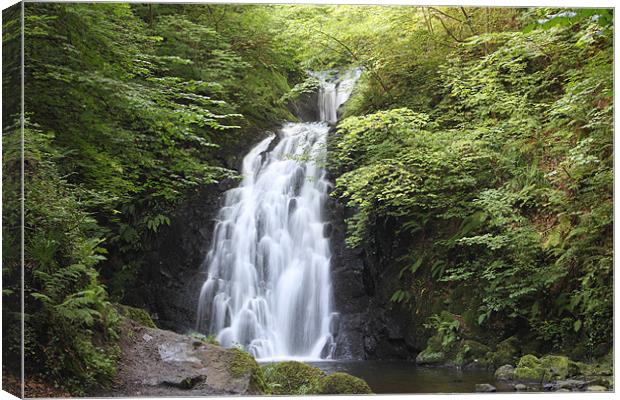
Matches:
[[539, 355, 580, 380], [494, 364, 515, 381], [455, 340, 491, 368], [318, 372, 373, 394], [416, 349, 446, 365], [513, 354, 547, 382], [487, 336, 520, 367], [475, 383, 496, 392], [550, 379, 586, 391], [261, 361, 325, 395], [101, 319, 266, 396]]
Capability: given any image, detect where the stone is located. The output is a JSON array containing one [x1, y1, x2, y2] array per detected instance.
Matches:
[[475, 383, 496, 392], [514, 366, 546, 382], [553, 379, 586, 390], [514, 383, 527, 391], [415, 349, 446, 365], [513, 354, 548, 382], [489, 336, 520, 367], [261, 361, 325, 395], [318, 372, 373, 394], [456, 340, 491, 367], [101, 318, 266, 396], [540, 355, 580, 379], [586, 385, 608, 392], [494, 364, 515, 381], [517, 354, 541, 369]]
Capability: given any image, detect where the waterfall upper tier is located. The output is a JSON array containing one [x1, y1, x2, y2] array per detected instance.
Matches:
[[195, 70, 360, 360]]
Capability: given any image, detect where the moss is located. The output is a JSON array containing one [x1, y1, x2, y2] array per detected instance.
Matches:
[[318, 372, 373, 394], [493, 336, 520, 365], [261, 361, 325, 395], [115, 304, 156, 328], [228, 348, 268, 394], [513, 354, 581, 382], [517, 354, 541, 369], [514, 354, 546, 382], [540, 355, 580, 379], [455, 340, 491, 367], [514, 366, 547, 382], [416, 349, 446, 365]]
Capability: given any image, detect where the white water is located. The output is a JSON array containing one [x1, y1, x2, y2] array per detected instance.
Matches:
[[196, 70, 360, 361]]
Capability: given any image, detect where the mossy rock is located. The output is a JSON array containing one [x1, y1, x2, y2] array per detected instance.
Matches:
[[261, 361, 325, 395], [489, 336, 520, 367], [540, 355, 580, 380], [517, 354, 541, 369], [115, 304, 156, 328], [514, 354, 545, 382], [514, 366, 547, 382], [494, 364, 515, 381], [455, 340, 491, 368], [513, 354, 580, 382], [229, 348, 268, 394], [318, 372, 373, 394], [416, 349, 446, 365]]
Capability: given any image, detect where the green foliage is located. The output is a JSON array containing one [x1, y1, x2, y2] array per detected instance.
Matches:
[[424, 313, 461, 348], [12, 2, 304, 394], [115, 304, 156, 328], [9, 124, 121, 395], [279, 74, 320, 104], [329, 7, 612, 357]]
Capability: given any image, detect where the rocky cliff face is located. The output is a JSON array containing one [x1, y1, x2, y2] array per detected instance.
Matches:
[[325, 172, 426, 361], [123, 128, 273, 333]]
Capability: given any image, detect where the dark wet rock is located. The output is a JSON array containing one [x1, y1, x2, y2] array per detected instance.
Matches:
[[549, 379, 587, 391], [121, 131, 273, 334], [288, 88, 320, 122], [326, 185, 420, 360], [475, 383, 496, 392]]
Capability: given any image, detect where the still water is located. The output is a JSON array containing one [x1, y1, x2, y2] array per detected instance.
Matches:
[[309, 361, 500, 394]]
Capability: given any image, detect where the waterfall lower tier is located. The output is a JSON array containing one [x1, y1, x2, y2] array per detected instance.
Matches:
[[196, 70, 360, 360]]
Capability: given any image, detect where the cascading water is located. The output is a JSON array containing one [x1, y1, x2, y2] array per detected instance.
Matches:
[[196, 69, 361, 361]]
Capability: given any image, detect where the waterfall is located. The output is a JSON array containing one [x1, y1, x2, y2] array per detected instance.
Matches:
[[196, 69, 360, 361]]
